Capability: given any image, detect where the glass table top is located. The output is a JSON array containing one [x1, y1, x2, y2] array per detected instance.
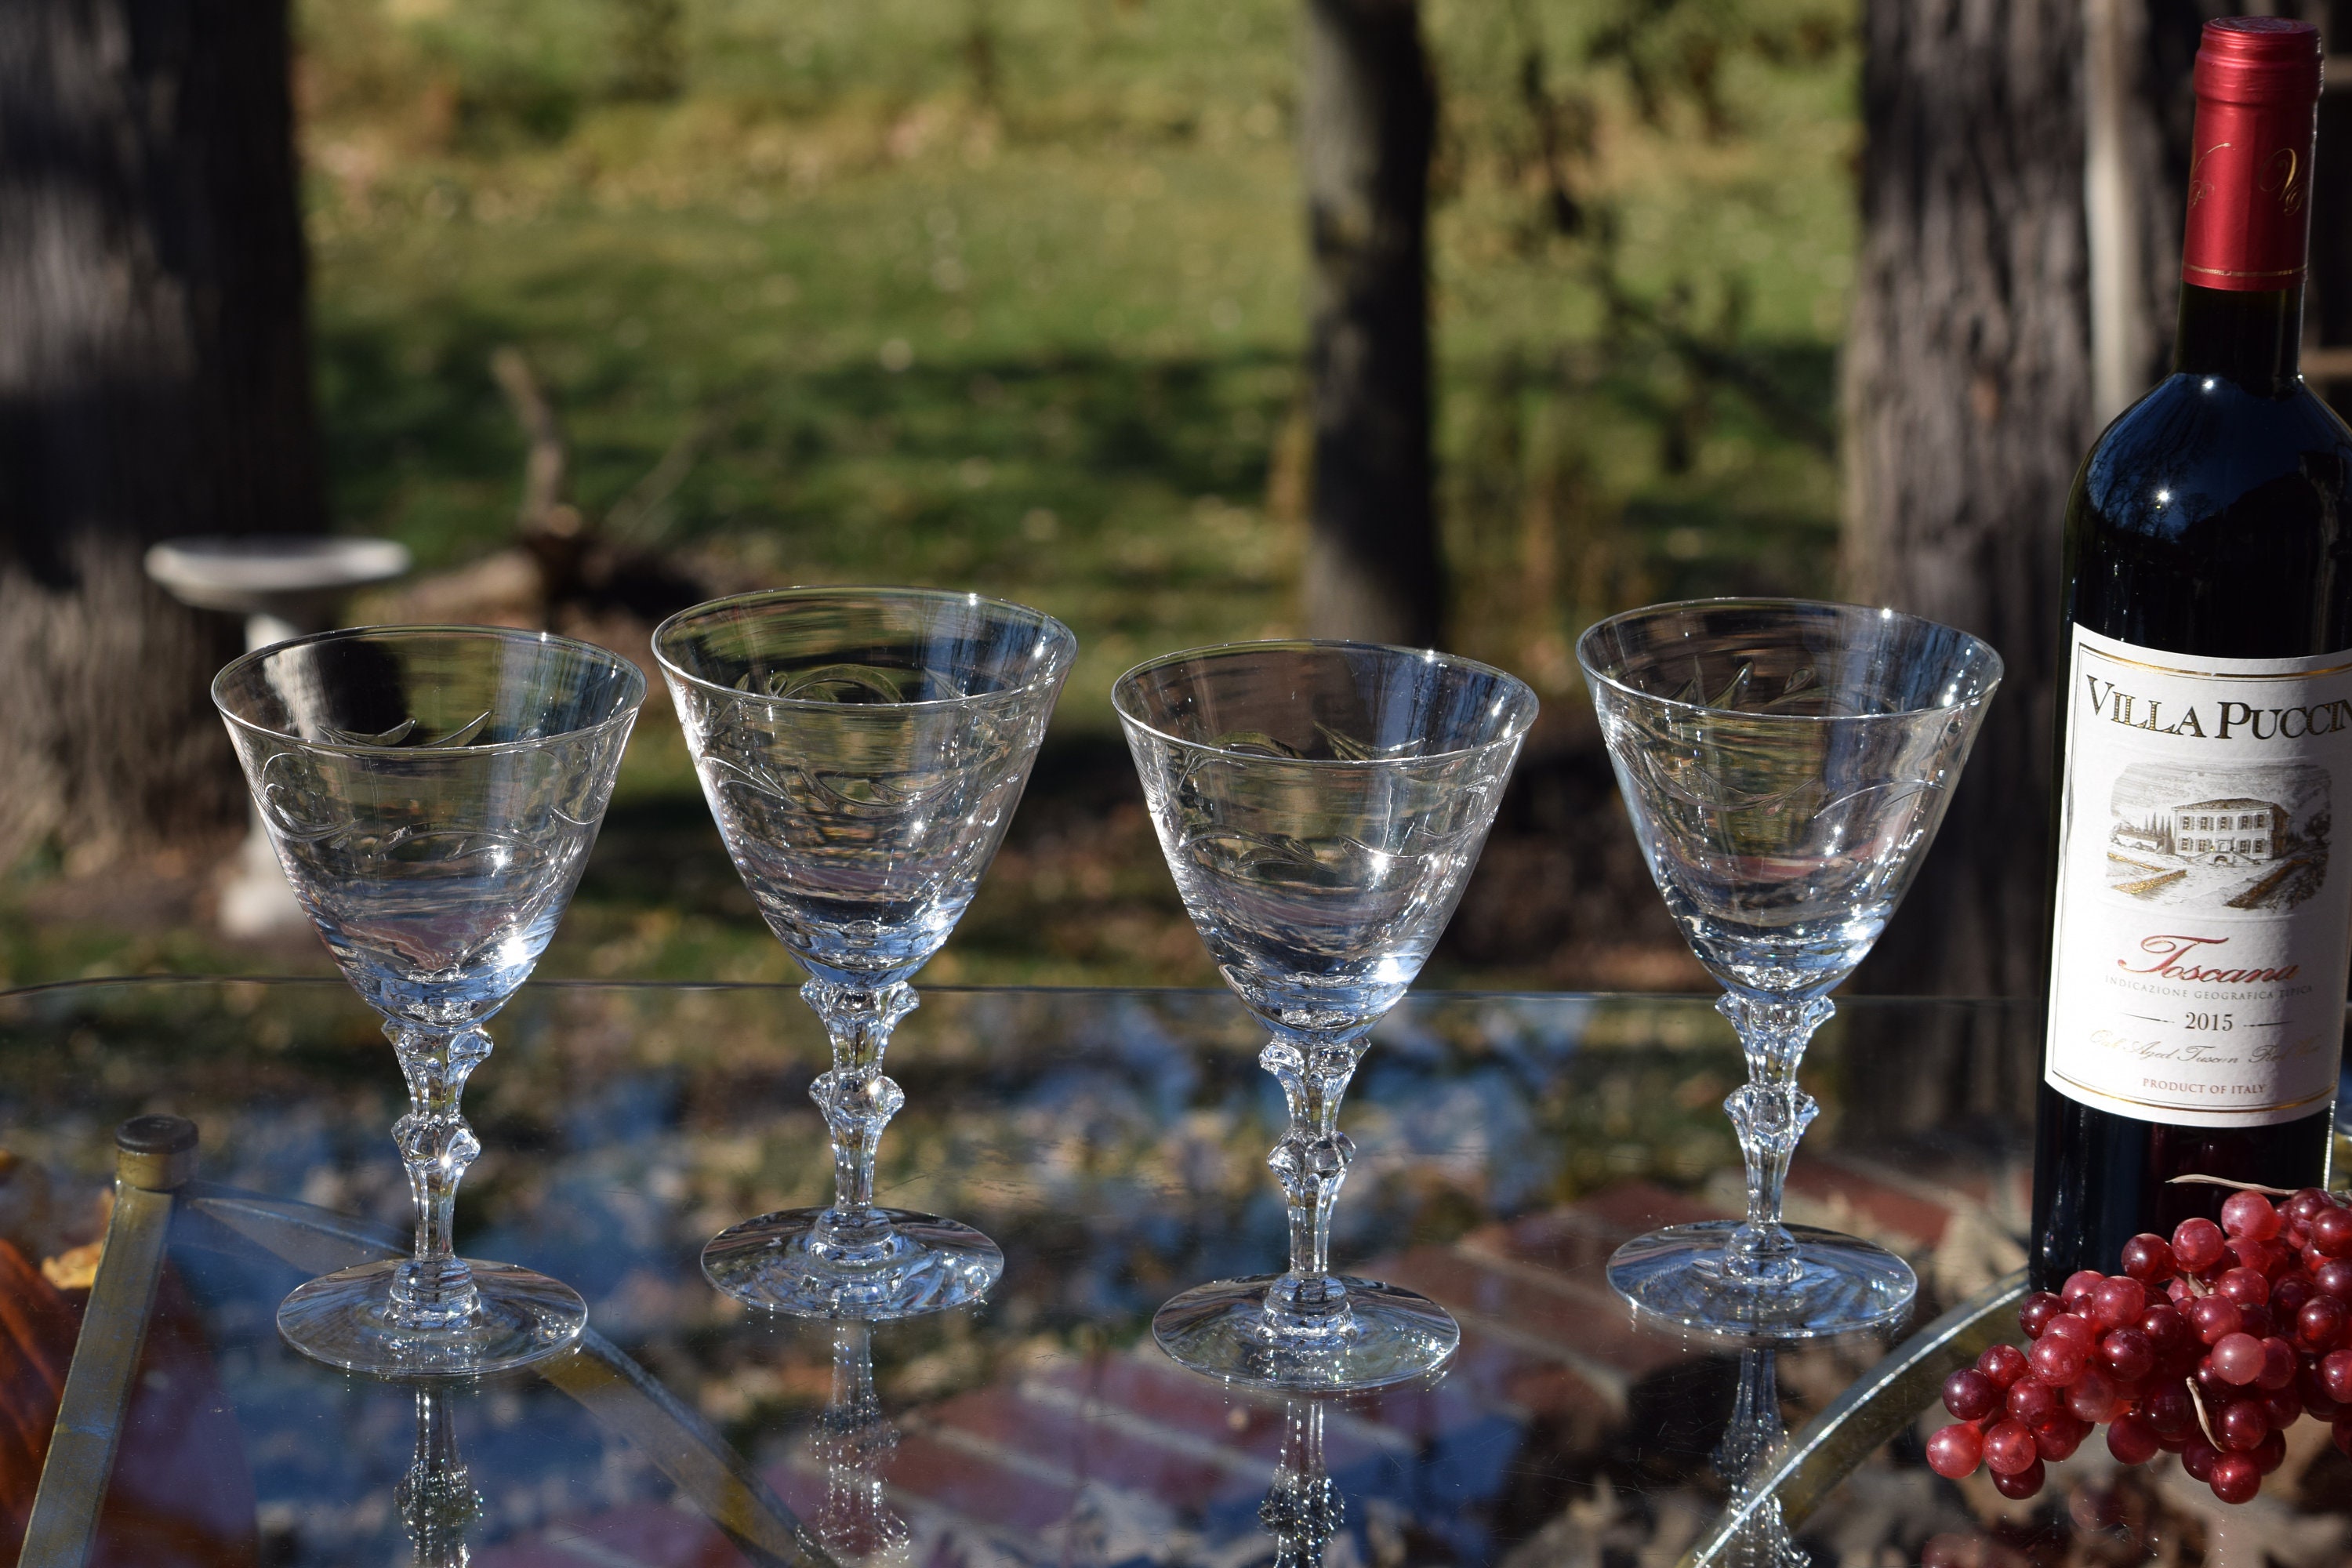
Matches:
[[0, 977, 2319, 1567]]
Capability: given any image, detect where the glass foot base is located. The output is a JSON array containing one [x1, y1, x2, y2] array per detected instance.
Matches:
[[277, 1258, 586, 1379], [1152, 1274, 1459, 1392], [702, 1207, 1001, 1319], [1606, 1221, 1915, 1341]]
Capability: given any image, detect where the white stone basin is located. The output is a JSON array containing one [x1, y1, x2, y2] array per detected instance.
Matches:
[[144, 535, 411, 617]]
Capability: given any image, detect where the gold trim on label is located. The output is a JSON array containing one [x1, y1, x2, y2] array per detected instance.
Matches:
[[2049, 1066, 2335, 1117], [2078, 642, 2352, 682]]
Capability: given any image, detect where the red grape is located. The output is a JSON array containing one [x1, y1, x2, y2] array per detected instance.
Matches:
[[2029, 1334, 2087, 1387], [2259, 1336, 2298, 1391], [1943, 1367, 1998, 1421], [2018, 1291, 2063, 1340], [2006, 1376, 2060, 1425], [2219, 1399, 2270, 1453], [2107, 1413, 2161, 1465], [1991, 1457, 2046, 1500], [2218, 1266, 2270, 1307], [2222, 1190, 2281, 1241], [2325, 1348, 2352, 1404], [2122, 1232, 2177, 1283], [2336, 1417, 2352, 1457], [2212, 1331, 2267, 1385], [2254, 1429, 2288, 1474], [2175, 1218, 2227, 1272], [1984, 1418, 2037, 1475], [2302, 1294, 2348, 1351], [1978, 1342, 2027, 1388], [2314, 1258, 2352, 1299], [2034, 1414, 2089, 1461], [2188, 1296, 2245, 1345], [1925, 1421, 1982, 1479], [2230, 1238, 2285, 1279], [2183, 1434, 2221, 1481], [2299, 1357, 2343, 1420], [2274, 1272, 2315, 1311], [2045, 1312, 2098, 1347], [2287, 1189, 2331, 1224], [2259, 1385, 2302, 1429], [2091, 1276, 2145, 1328], [2142, 1302, 2189, 1352], [2099, 1327, 2154, 1382], [2066, 1370, 2122, 1423], [2063, 1269, 2105, 1310], [2143, 1382, 2196, 1439], [2210, 1454, 2263, 1504], [2312, 1207, 2352, 1258]]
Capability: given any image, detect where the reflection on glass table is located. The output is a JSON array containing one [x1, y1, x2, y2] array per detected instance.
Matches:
[[9, 977, 2347, 1566]]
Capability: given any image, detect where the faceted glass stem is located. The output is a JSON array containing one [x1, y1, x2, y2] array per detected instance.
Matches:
[[813, 1319, 910, 1563], [1262, 1399, 1341, 1568], [387, 1022, 492, 1330], [804, 978, 917, 1262], [398, 1387, 482, 1568], [1260, 1033, 1367, 1338], [1715, 993, 1833, 1291], [1713, 1349, 1806, 1568]]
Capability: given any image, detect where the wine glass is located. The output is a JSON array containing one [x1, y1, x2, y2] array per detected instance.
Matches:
[[1578, 598, 2000, 1339], [1116, 641, 1537, 1390], [213, 626, 643, 1377], [655, 587, 1074, 1319]]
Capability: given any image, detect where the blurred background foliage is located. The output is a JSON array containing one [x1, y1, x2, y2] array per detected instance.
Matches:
[[4, 0, 1859, 992]]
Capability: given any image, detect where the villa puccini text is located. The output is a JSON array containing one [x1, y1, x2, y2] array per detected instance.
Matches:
[[2047, 626, 2352, 1127]]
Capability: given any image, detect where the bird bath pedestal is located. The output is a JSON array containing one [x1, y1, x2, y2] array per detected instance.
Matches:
[[143, 536, 412, 937]]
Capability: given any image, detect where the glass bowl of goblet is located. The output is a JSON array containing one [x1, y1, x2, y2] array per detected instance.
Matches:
[[213, 626, 643, 1378], [1116, 641, 1537, 1391], [655, 587, 1074, 1319], [1578, 597, 2000, 1341]]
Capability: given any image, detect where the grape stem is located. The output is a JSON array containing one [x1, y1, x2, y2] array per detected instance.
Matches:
[[2185, 1376, 2220, 1449], [2164, 1174, 2296, 1196]]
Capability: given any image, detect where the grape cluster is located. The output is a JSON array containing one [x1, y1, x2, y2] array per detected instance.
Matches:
[[1927, 1187, 2352, 1504]]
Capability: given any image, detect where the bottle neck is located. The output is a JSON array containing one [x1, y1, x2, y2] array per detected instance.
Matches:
[[2172, 283, 2303, 394]]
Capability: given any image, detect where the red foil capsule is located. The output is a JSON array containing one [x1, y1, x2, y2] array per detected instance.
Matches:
[[2181, 16, 2322, 292]]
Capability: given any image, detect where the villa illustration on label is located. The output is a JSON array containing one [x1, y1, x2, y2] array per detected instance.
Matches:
[[2103, 761, 2332, 910]]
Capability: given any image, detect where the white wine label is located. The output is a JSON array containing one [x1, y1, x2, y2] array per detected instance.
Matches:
[[2047, 625, 2352, 1127]]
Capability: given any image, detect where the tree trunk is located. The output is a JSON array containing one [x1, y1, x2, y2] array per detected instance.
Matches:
[[1298, 0, 1444, 648], [0, 0, 323, 872], [1842, 0, 2095, 1001]]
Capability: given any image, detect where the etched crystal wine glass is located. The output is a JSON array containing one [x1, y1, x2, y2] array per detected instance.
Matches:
[[1578, 598, 2001, 1339], [1117, 641, 1537, 1390], [212, 626, 643, 1377], [656, 587, 1074, 1319]]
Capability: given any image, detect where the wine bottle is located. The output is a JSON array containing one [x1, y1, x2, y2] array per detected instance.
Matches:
[[2031, 16, 2352, 1287]]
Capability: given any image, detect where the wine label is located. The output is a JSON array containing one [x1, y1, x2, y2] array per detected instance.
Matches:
[[2047, 626, 2352, 1127]]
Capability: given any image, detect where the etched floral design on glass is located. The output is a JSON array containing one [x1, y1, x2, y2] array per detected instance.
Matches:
[[214, 626, 642, 1377], [656, 587, 1074, 1319], [1579, 598, 2000, 1340], [1117, 641, 1536, 1391]]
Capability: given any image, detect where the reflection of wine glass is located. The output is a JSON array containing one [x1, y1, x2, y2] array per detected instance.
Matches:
[[215, 628, 641, 1377], [1713, 1350, 1806, 1568], [397, 1388, 483, 1568], [810, 1320, 913, 1567], [1579, 600, 1998, 1340], [657, 589, 1074, 1319], [1260, 1399, 1343, 1568], [1118, 642, 1537, 1392]]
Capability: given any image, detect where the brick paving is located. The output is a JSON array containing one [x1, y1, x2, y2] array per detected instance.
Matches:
[[474, 1147, 2019, 1566]]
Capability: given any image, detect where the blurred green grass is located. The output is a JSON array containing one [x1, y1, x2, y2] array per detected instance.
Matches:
[[0, 0, 1857, 991]]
